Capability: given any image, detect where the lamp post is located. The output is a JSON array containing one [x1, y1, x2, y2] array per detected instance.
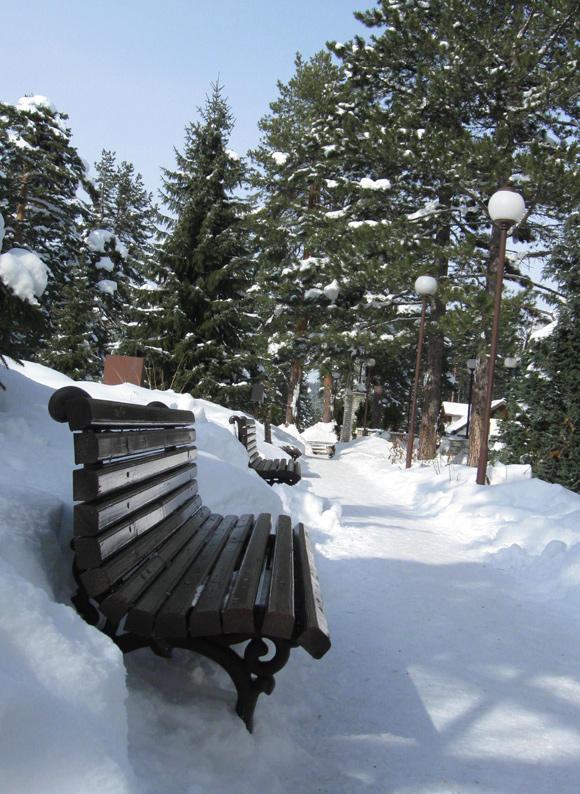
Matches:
[[504, 356, 518, 377], [406, 275, 438, 468], [466, 358, 477, 440], [476, 186, 526, 485], [331, 370, 340, 418], [362, 358, 376, 436]]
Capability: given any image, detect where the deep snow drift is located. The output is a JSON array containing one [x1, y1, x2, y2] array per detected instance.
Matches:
[[2, 359, 580, 794]]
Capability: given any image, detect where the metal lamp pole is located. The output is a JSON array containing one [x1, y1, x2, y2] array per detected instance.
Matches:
[[406, 275, 437, 469], [362, 358, 376, 436], [466, 358, 477, 440], [476, 186, 525, 485]]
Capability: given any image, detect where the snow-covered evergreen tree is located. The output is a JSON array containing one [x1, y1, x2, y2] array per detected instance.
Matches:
[[328, 0, 580, 460], [500, 213, 580, 492], [0, 95, 91, 351], [141, 82, 257, 404]]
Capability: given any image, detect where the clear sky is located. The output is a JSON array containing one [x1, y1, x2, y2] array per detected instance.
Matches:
[[1, 0, 370, 198]]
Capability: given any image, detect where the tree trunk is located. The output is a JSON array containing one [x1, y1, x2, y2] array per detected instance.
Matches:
[[417, 186, 451, 459], [418, 298, 445, 459], [371, 380, 383, 428], [284, 316, 308, 426], [322, 372, 333, 423], [14, 166, 29, 245], [467, 222, 502, 467]]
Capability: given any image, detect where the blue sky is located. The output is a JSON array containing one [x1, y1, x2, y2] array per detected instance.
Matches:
[[1, 0, 369, 197]]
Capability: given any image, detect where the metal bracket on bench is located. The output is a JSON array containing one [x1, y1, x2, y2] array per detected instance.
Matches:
[[113, 630, 291, 733]]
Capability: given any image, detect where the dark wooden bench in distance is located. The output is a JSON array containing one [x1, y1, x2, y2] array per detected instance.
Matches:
[[230, 415, 301, 486], [48, 386, 330, 732]]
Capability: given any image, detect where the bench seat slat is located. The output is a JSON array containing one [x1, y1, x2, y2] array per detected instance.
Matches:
[[74, 463, 197, 535], [153, 514, 240, 638], [74, 427, 196, 464], [222, 513, 272, 634], [98, 513, 204, 624], [189, 514, 255, 636], [124, 513, 235, 636], [293, 523, 331, 659], [73, 446, 197, 500], [74, 480, 198, 568], [262, 515, 295, 639]]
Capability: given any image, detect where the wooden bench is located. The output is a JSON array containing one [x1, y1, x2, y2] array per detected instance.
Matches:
[[308, 441, 336, 458], [48, 386, 330, 732], [229, 415, 302, 486]]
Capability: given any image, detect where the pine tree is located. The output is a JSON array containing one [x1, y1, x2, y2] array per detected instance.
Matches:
[[0, 95, 91, 351], [500, 213, 580, 492], [86, 151, 157, 357], [143, 81, 256, 404], [328, 0, 580, 461], [250, 51, 375, 425]]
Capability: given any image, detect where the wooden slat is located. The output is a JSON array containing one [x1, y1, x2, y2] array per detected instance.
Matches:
[[74, 481, 198, 568], [73, 446, 197, 500], [64, 396, 195, 431], [153, 514, 239, 638], [222, 513, 272, 634], [73, 426, 196, 464], [74, 463, 197, 535], [189, 514, 255, 636], [124, 513, 235, 636], [261, 515, 295, 639], [80, 498, 206, 596], [293, 522, 331, 659], [98, 511, 205, 624]]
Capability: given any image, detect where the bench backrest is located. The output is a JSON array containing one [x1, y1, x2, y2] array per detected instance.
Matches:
[[229, 415, 261, 466], [50, 391, 201, 604]]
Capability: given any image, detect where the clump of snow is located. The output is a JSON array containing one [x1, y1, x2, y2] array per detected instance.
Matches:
[[271, 151, 289, 165], [323, 279, 339, 302], [97, 279, 117, 294], [96, 256, 115, 272], [360, 176, 391, 190], [0, 248, 48, 304], [86, 229, 116, 253], [17, 94, 57, 114]]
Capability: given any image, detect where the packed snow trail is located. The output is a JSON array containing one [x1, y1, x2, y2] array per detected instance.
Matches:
[[292, 447, 580, 794]]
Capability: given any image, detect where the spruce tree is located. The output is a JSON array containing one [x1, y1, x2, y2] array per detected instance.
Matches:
[[0, 95, 91, 351], [328, 0, 580, 461], [500, 213, 580, 492], [145, 81, 256, 404]]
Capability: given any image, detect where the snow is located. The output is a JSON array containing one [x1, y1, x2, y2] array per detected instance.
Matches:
[[96, 256, 115, 272], [301, 420, 338, 443], [86, 229, 116, 253], [360, 177, 391, 190], [3, 359, 580, 793], [97, 279, 117, 295], [0, 247, 48, 304], [16, 94, 57, 115], [270, 151, 289, 166]]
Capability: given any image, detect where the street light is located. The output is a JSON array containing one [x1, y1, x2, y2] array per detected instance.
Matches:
[[476, 186, 526, 485], [504, 356, 518, 375], [331, 370, 340, 418], [362, 358, 376, 436], [406, 274, 438, 468], [466, 358, 477, 440]]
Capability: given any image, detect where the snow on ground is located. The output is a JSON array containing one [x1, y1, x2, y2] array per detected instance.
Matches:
[[2, 360, 580, 793]]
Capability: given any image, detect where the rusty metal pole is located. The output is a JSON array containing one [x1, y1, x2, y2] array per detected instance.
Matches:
[[406, 297, 428, 469], [476, 223, 508, 485]]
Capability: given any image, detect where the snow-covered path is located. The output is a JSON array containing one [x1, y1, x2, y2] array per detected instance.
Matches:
[[299, 449, 580, 794]]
